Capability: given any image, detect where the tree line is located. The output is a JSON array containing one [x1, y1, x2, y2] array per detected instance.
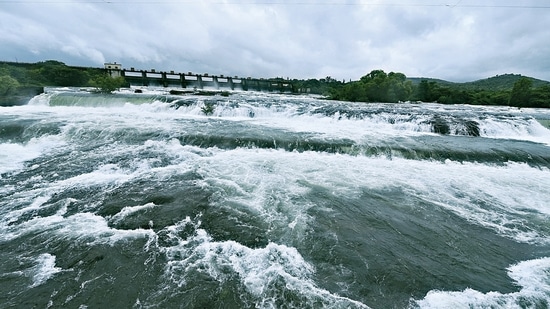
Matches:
[[302, 70, 550, 108]]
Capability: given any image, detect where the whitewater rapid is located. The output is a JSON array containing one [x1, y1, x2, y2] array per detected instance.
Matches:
[[1, 89, 549, 308]]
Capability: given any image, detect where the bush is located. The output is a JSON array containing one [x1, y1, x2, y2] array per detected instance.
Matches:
[[201, 102, 215, 115], [90, 75, 126, 93], [0, 75, 20, 95]]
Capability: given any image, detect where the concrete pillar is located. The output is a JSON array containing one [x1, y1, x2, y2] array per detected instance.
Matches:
[[142, 71, 148, 86], [213, 76, 219, 89], [162, 72, 167, 87], [197, 75, 203, 89]]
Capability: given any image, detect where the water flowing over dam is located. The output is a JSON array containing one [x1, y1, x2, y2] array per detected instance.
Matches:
[[1, 89, 550, 308]]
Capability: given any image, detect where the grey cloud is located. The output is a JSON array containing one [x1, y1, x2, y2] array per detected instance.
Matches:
[[1, 0, 549, 81]]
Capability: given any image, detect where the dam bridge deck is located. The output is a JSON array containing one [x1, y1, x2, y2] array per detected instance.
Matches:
[[113, 68, 294, 92]]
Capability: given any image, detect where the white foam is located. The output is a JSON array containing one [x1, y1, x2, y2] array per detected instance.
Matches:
[[2, 208, 155, 246], [2, 163, 136, 221], [160, 223, 369, 308], [57, 164, 133, 188], [109, 202, 157, 224], [193, 148, 550, 244], [27, 92, 53, 106], [0, 162, 140, 241], [1, 194, 53, 229], [29, 253, 63, 287], [4, 91, 550, 307], [18, 91, 550, 147], [412, 257, 550, 309], [197, 148, 315, 241], [0, 135, 65, 177], [3, 137, 548, 250], [0, 139, 204, 244], [64, 212, 153, 245], [480, 117, 550, 145]]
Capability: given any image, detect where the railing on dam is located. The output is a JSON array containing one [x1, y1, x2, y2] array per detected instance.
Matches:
[[117, 68, 294, 92]]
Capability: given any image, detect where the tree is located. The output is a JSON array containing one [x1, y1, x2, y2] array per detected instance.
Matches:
[[360, 69, 387, 83], [530, 85, 550, 108], [360, 70, 389, 102], [387, 72, 412, 102], [343, 82, 367, 102], [329, 69, 412, 103], [509, 77, 532, 107], [90, 75, 126, 93], [414, 80, 445, 102], [0, 75, 20, 96]]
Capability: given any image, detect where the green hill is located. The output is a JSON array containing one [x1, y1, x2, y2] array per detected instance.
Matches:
[[407, 77, 454, 86], [408, 74, 550, 91], [461, 74, 550, 90]]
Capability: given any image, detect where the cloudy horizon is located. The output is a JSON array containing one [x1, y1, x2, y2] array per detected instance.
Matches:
[[1, 0, 549, 82]]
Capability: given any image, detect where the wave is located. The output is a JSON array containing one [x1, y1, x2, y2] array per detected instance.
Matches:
[[6, 91, 550, 170], [411, 257, 550, 309], [3, 90, 550, 308], [29, 91, 178, 108], [173, 133, 550, 167], [147, 218, 370, 309], [1, 132, 548, 306], [28, 253, 63, 288], [0, 135, 65, 177], [25, 90, 550, 143]]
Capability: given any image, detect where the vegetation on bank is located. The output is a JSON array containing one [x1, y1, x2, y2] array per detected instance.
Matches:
[[1, 60, 106, 87], [1, 60, 549, 108], [0, 60, 126, 104], [0, 75, 20, 96], [307, 70, 550, 108], [283, 70, 550, 108], [89, 75, 127, 93], [328, 70, 413, 103]]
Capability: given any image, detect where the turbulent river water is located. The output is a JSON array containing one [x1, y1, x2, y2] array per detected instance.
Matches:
[[1, 88, 550, 308]]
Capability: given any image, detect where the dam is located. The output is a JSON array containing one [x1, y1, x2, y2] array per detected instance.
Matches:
[[105, 63, 294, 92]]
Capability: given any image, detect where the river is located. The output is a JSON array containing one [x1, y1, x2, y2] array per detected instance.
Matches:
[[1, 88, 549, 308]]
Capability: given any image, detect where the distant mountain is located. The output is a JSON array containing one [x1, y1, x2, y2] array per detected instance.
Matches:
[[407, 77, 455, 86], [407, 74, 550, 91], [461, 74, 550, 90]]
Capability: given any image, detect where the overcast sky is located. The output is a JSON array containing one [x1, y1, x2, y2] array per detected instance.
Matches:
[[1, 0, 549, 82]]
